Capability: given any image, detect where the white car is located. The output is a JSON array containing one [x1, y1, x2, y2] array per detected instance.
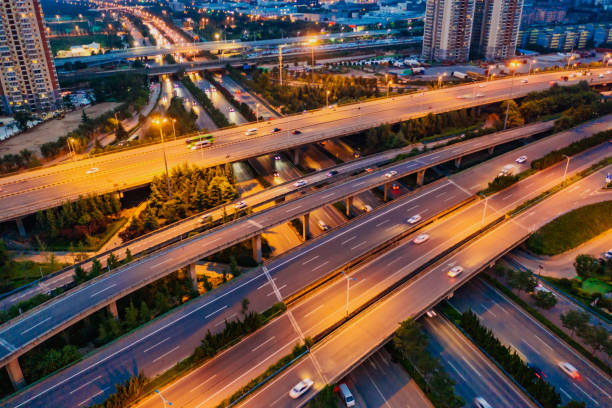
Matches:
[[289, 378, 313, 399], [515, 155, 528, 164], [294, 180, 307, 187], [521, 79, 528, 83], [407, 214, 422, 224], [558, 362, 580, 379], [385, 170, 398, 178], [245, 128, 257, 136], [86, 167, 99, 174], [603, 249, 612, 260], [474, 397, 493, 408], [426, 310, 437, 318], [478, 84, 486, 88], [234, 201, 247, 210], [199, 214, 212, 223], [448, 266, 464, 278], [413, 234, 429, 244]]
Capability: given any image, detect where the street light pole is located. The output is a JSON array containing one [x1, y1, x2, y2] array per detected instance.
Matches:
[[326, 90, 330, 107], [503, 62, 519, 130], [340, 270, 355, 317], [481, 196, 488, 226], [256, 103, 259, 122], [171, 119, 176, 141], [278, 44, 287, 87], [155, 389, 172, 407], [154, 118, 173, 199], [563, 154, 571, 181]]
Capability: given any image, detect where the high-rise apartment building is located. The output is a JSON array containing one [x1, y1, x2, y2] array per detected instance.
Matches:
[[471, 0, 524, 60], [0, 0, 60, 114], [421, 0, 475, 62], [422, 0, 524, 61]]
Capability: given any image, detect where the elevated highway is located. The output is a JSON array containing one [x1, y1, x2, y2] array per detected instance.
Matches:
[[1, 69, 609, 222]]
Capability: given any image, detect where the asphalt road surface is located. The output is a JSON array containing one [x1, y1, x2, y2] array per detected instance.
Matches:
[[241, 155, 612, 408], [451, 278, 612, 407], [423, 315, 536, 408], [3, 122, 611, 407], [0, 117, 568, 368], [2, 69, 608, 220]]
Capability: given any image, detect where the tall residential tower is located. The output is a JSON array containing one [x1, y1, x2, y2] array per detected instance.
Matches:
[[0, 0, 60, 114], [471, 0, 524, 60]]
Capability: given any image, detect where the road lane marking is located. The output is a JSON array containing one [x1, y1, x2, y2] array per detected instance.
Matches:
[[267, 284, 287, 297], [573, 383, 599, 405], [351, 241, 367, 250], [376, 219, 389, 227], [364, 370, 393, 408], [205, 305, 228, 319], [341, 236, 356, 245], [435, 192, 446, 198], [444, 195, 456, 202], [20, 317, 51, 335], [586, 377, 612, 399], [152, 258, 172, 268], [0, 338, 16, 352], [533, 334, 553, 350], [189, 374, 217, 393], [559, 387, 572, 400], [90, 284, 117, 298], [269, 394, 286, 406], [69, 376, 102, 395], [215, 313, 237, 327], [304, 305, 325, 318], [78, 388, 108, 407], [447, 361, 467, 382], [502, 193, 513, 200], [387, 258, 402, 266], [321, 193, 334, 199], [153, 346, 180, 363], [143, 337, 171, 353], [462, 357, 482, 378], [251, 337, 276, 352], [286, 205, 302, 212], [302, 255, 320, 265], [247, 219, 263, 228], [312, 261, 329, 271]]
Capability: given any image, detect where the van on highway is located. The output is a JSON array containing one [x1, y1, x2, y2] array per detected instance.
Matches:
[[497, 164, 515, 177], [245, 128, 257, 136], [338, 383, 355, 407]]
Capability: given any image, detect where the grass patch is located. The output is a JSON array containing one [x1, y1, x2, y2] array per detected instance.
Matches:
[[50, 35, 113, 55], [37, 217, 128, 252], [526, 201, 612, 255], [581, 278, 612, 295], [1, 260, 68, 293], [483, 274, 612, 377]]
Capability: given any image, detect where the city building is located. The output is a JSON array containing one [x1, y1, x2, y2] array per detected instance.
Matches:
[[0, 0, 60, 114], [421, 0, 475, 62], [471, 0, 524, 60]]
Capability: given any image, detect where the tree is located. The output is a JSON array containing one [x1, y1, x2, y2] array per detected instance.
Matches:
[[124, 301, 139, 329], [0, 239, 9, 270], [107, 252, 119, 270], [125, 248, 133, 263], [73, 265, 88, 284], [583, 325, 609, 354], [574, 254, 601, 277], [229, 255, 240, 277], [241, 298, 250, 315], [139, 301, 151, 323], [392, 318, 428, 363], [560, 310, 590, 338], [14, 111, 32, 132], [90, 258, 102, 277], [507, 269, 537, 293], [202, 274, 212, 292], [115, 122, 128, 140], [499, 100, 524, 128], [532, 291, 557, 309], [81, 109, 90, 124]]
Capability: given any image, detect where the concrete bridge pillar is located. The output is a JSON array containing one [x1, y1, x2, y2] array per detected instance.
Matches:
[[6, 359, 25, 390], [454, 157, 462, 168], [189, 263, 199, 291], [15, 218, 26, 238], [416, 170, 425, 186], [345, 196, 353, 217], [384, 183, 389, 201], [302, 213, 310, 241], [252, 234, 262, 264], [108, 301, 119, 320], [293, 149, 300, 165]]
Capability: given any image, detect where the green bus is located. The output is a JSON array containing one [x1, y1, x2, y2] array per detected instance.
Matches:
[[186, 134, 215, 149]]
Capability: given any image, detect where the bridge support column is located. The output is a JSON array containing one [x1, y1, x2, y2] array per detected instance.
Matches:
[[488, 146, 495, 155], [189, 263, 199, 291], [252, 234, 262, 264], [345, 196, 353, 217], [15, 218, 26, 238], [6, 359, 25, 390], [454, 157, 462, 168], [416, 170, 425, 186], [293, 149, 300, 165], [302, 213, 310, 240], [108, 301, 119, 320], [384, 183, 389, 201]]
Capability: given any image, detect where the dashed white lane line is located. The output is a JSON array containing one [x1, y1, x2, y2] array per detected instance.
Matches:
[[341, 236, 356, 245], [573, 383, 599, 405], [21, 317, 51, 335], [304, 304, 325, 318], [69, 376, 102, 395], [448, 361, 467, 382], [302, 255, 320, 265], [78, 388, 108, 407], [189, 374, 217, 393], [247, 219, 263, 228], [286, 205, 302, 213], [143, 337, 171, 353], [586, 377, 612, 399], [267, 284, 287, 297], [215, 313, 237, 327], [351, 241, 367, 251], [90, 284, 117, 298], [153, 346, 180, 363], [152, 258, 172, 268], [312, 261, 329, 271], [251, 337, 276, 352], [376, 219, 389, 227], [533, 334, 553, 351], [559, 387, 572, 400], [205, 305, 228, 319]]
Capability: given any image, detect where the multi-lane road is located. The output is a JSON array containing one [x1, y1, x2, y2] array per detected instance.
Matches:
[[1, 69, 609, 221], [3, 114, 611, 406], [241, 150, 612, 408], [452, 278, 612, 407]]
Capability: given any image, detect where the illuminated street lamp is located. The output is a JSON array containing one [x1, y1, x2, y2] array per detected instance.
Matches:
[[503, 61, 520, 130], [387, 80, 392, 98], [326, 90, 330, 107], [437, 72, 447, 88], [308, 37, 317, 69], [67, 137, 76, 162], [340, 270, 356, 317], [153, 117, 173, 199], [528, 59, 537, 74]]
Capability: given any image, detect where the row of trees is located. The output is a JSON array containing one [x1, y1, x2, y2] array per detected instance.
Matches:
[[91, 373, 147, 408], [120, 163, 238, 241], [561, 309, 612, 358], [530, 129, 612, 171], [495, 265, 559, 309], [233, 66, 382, 114], [35, 193, 122, 243], [181, 76, 231, 127], [392, 319, 464, 408], [460, 310, 561, 408]]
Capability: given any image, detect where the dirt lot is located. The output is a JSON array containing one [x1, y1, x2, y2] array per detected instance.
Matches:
[[0, 102, 120, 156]]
